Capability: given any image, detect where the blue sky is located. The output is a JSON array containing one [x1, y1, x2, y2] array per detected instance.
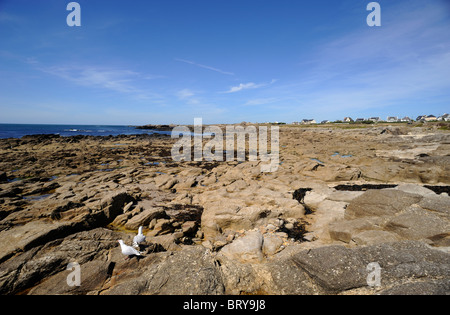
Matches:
[[0, 0, 449, 125]]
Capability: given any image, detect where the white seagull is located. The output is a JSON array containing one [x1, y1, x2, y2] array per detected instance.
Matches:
[[133, 226, 146, 248], [118, 240, 142, 258]]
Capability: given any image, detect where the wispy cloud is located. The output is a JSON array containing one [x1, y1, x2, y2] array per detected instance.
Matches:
[[222, 79, 277, 93], [175, 58, 235, 76], [176, 88, 204, 105], [2, 53, 164, 100], [39, 64, 163, 101]]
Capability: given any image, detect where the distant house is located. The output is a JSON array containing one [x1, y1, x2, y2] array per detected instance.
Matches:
[[443, 114, 450, 122], [387, 116, 399, 122], [355, 118, 365, 123], [369, 117, 381, 122], [343, 117, 354, 123], [416, 115, 438, 122], [301, 119, 316, 125], [292, 121, 301, 125], [416, 115, 426, 121], [424, 115, 437, 122], [321, 120, 330, 124], [400, 117, 412, 122], [437, 114, 449, 121]]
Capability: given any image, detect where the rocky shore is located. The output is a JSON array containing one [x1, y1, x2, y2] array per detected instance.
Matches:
[[0, 124, 449, 295]]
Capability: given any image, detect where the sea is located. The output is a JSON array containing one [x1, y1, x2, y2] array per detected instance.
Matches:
[[0, 124, 172, 139]]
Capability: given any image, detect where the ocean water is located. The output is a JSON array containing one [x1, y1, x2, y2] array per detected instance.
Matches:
[[0, 124, 172, 139]]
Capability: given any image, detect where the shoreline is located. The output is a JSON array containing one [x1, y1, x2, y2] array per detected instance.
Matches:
[[1, 120, 448, 140]]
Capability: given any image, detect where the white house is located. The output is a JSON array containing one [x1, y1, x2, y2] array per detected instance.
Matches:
[[301, 119, 316, 125], [437, 114, 449, 121], [387, 116, 399, 122], [343, 117, 354, 123]]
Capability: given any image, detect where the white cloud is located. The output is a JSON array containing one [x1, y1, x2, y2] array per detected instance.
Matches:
[[227, 82, 258, 93], [223, 79, 277, 93], [176, 88, 205, 106]]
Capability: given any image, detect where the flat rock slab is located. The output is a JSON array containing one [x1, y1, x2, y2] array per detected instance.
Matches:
[[28, 260, 114, 295], [290, 241, 450, 294], [292, 245, 367, 292], [0, 221, 71, 263], [419, 194, 450, 215], [379, 280, 450, 295], [345, 190, 423, 219], [123, 207, 166, 230]]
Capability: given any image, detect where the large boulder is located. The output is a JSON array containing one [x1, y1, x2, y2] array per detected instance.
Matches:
[[267, 254, 318, 295], [219, 230, 264, 263], [395, 184, 436, 197], [105, 246, 225, 295], [0, 228, 121, 295], [291, 245, 367, 292], [144, 246, 224, 295], [262, 234, 284, 256], [123, 207, 166, 230]]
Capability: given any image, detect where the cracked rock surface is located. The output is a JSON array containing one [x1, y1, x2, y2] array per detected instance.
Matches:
[[0, 125, 449, 295]]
